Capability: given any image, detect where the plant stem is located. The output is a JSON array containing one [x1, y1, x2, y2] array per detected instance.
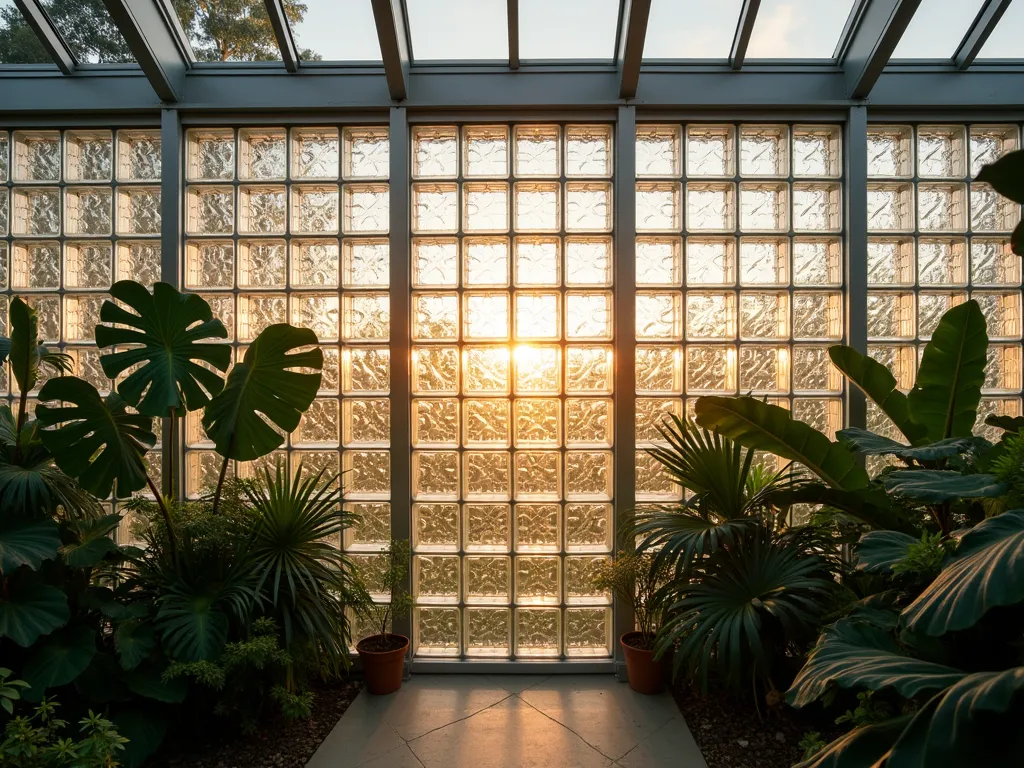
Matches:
[[212, 453, 230, 515], [13, 383, 28, 463], [147, 475, 178, 561]]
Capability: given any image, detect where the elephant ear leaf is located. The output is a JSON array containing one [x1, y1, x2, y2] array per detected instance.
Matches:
[[35, 377, 156, 499], [903, 510, 1024, 636], [907, 300, 988, 442], [202, 324, 323, 462], [96, 281, 231, 418], [856, 531, 920, 574], [883, 470, 1007, 503], [829, 346, 926, 444], [21, 626, 97, 702], [0, 579, 70, 647]]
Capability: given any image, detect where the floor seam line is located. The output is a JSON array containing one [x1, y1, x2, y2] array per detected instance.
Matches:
[[516, 693, 620, 762], [404, 692, 515, 743]]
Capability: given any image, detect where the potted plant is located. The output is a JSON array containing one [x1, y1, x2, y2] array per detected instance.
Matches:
[[354, 540, 413, 695], [593, 552, 669, 694]]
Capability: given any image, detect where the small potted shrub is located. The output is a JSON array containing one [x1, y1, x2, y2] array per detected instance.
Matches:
[[593, 552, 669, 694], [354, 540, 413, 695]]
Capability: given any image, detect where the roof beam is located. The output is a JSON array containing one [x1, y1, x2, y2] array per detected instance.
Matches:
[[13, 0, 75, 74], [371, 0, 410, 101], [101, 0, 189, 102], [842, 0, 922, 99], [955, 0, 1012, 70], [730, 0, 761, 70], [508, 0, 519, 70], [264, 0, 300, 72], [617, 0, 651, 98]]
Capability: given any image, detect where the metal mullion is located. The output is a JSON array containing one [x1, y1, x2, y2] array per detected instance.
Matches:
[[263, 0, 300, 73], [13, 0, 76, 74], [730, 0, 762, 71], [845, 106, 868, 432], [507, 0, 519, 70], [160, 107, 184, 497]]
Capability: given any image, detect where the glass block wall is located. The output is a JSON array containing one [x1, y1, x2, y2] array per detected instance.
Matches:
[[409, 124, 615, 659], [634, 123, 846, 499], [866, 124, 1022, 453]]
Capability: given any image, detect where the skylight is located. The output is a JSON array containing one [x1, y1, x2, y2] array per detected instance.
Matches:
[[39, 0, 135, 64], [977, 0, 1024, 59], [643, 0, 744, 60], [746, 0, 858, 59], [891, 0, 986, 59], [407, 0, 508, 61], [173, 0, 281, 62], [519, 0, 620, 61], [0, 0, 54, 64], [291, 0, 382, 62]]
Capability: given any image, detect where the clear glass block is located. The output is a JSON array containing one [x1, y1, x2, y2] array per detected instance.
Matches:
[[919, 292, 967, 340], [565, 607, 611, 657], [290, 186, 339, 235], [972, 238, 1020, 287], [413, 346, 460, 395], [740, 292, 789, 340], [237, 294, 287, 341], [0, 132, 9, 183], [792, 345, 842, 394], [971, 183, 1020, 232], [565, 182, 612, 232], [514, 236, 559, 286], [740, 238, 788, 285], [636, 181, 681, 232], [868, 345, 917, 391], [565, 555, 611, 604], [515, 556, 560, 605], [636, 346, 683, 394], [414, 607, 460, 657], [566, 345, 614, 394], [185, 240, 234, 289], [186, 186, 234, 235], [237, 185, 286, 235], [343, 238, 389, 288], [636, 237, 681, 286], [463, 125, 509, 178], [413, 398, 460, 448], [290, 293, 340, 342], [12, 188, 60, 236], [514, 125, 560, 177], [464, 555, 511, 604], [464, 292, 510, 340], [566, 125, 612, 177], [412, 450, 460, 500], [12, 241, 60, 289], [463, 398, 510, 447], [685, 345, 736, 393], [792, 238, 842, 287], [867, 125, 914, 178], [293, 398, 340, 447], [13, 131, 61, 182], [64, 242, 112, 289], [918, 183, 967, 232], [341, 399, 389, 447], [412, 183, 459, 233], [566, 398, 613, 447], [344, 184, 390, 234], [186, 129, 235, 182], [514, 451, 561, 500], [464, 504, 511, 552], [414, 554, 460, 603], [65, 130, 112, 182], [636, 292, 683, 340], [238, 128, 287, 181], [237, 240, 286, 288], [117, 187, 161, 235], [686, 292, 735, 340], [565, 451, 612, 500], [342, 293, 389, 342], [686, 125, 735, 177], [793, 292, 843, 340], [793, 125, 841, 178], [974, 291, 1022, 340], [513, 345, 561, 395], [793, 183, 842, 232], [413, 126, 458, 179], [515, 504, 560, 553], [413, 503, 460, 552], [344, 127, 390, 180], [867, 292, 915, 340], [64, 295, 106, 342], [686, 238, 735, 285], [739, 183, 788, 232], [867, 183, 914, 232], [465, 608, 510, 657], [458, 237, 506, 288], [413, 292, 459, 341], [514, 182, 559, 232], [740, 125, 788, 177], [291, 239, 340, 288], [867, 237, 915, 286], [566, 291, 613, 340], [984, 345, 1023, 393], [917, 125, 966, 179], [515, 607, 560, 657], [970, 125, 1019, 178], [565, 237, 612, 286], [739, 345, 788, 393], [463, 346, 511, 395], [918, 238, 967, 286], [793, 398, 842, 438], [413, 237, 459, 288], [117, 241, 162, 284], [687, 183, 735, 232], [291, 127, 339, 180], [513, 398, 561, 448], [116, 130, 161, 182], [515, 292, 560, 340], [64, 187, 111, 236], [344, 502, 391, 552], [636, 124, 681, 178]]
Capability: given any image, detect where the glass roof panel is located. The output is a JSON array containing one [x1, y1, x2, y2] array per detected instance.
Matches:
[[40, 0, 135, 63], [643, 0, 744, 59], [293, 0, 382, 62], [407, 0, 508, 61], [0, 0, 53, 64], [519, 0, 620, 60], [173, 0, 282, 62], [746, 0, 858, 59], [892, 0, 985, 59], [978, 0, 1024, 59]]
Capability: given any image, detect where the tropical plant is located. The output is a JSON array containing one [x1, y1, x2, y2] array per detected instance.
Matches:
[[974, 147, 1024, 256], [354, 540, 413, 652], [0, 670, 29, 716], [592, 552, 669, 649], [0, 697, 127, 768]]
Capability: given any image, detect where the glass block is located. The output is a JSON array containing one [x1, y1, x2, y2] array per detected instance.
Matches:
[[565, 555, 611, 605], [344, 127, 390, 180], [289, 293, 340, 341], [12, 241, 60, 290], [186, 450, 228, 498], [23, 295, 59, 343], [293, 450, 340, 481], [974, 292, 1022, 341], [463, 182, 510, 233], [976, 399, 1024, 444], [415, 554, 460, 603], [291, 128, 339, 180], [13, 131, 61, 182], [67, 347, 112, 393], [565, 607, 611, 657], [185, 240, 234, 289], [344, 184, 389, 234], [566, 398, 613, 448], [867, 237, 915, 286], [868, 345, 918, 391], [970, 125, 1019, 178], [116, 130, 161, 182], [413, 238, 459, 287], [739, 346, 789, 393], [0, 190, 7, 237], [636, 237, 681, 286], [867, 292, 915, 340], [238, 240, 286, 288], [294, 398, 340, 447], [343, 238, 389, 288], [342, 399, 389, 447], [290, 186, 339, 235], [918, 238, 967, 285], [0, 245, 7, 290], [464, 292, 510, 341], [636, 346, 683, 395], [867, 183, 914, 232], [342, 293, 389, 342], [792, 345, 842, 393], [186, 186, 234, 235], [687, 183, 735, 232], [686, 238, 735, 285], [793, 398, 842, 438], [463, 346, 511, 395], [64, 295, 106, 342], [413, 346, 460, 394], [739, 183, 787, 232], [238, 128, 287, 181], [64, 187, 112, 236], [463, 398, 510, 447], [564, 503, 611, 552], [464, 451, 511, 500], [686, 125, 735, 177], [513, 345, 561, 395], [565, 451, 612, 500], [117, 241, 162, 284], [566, 292, 613, 340], [867, 126, 913, 178], [65, 130, 112, 182], [972, 239, 1019, 287], [464, 555, 510, 604], [740, 238, 788, 285], [117, 188, 161, 235], [237, 185, 286, 235], [187, 129, 235, 181], [461, 237, 508, 288], [413, 126, 458, 179], [565, 237, 612, 287], [413, 293, 460, 341], [917, 125, 966, 179], [465, 608, 510, 657], [291, 237, 340, 291], [686, 292, 735, 340], [513, 398, 561, 447], [415, 607, 460, 657], [565, 182, 612, 232], [984, 345, 1023, 393], [566, 125, 612, 177], [343, 347, 390, 395], [64, 242, 112, 290], [515, 292, 560, 340], [636, 125, 681, 177], [918, 183, 967, 232], [514, 182, 559, 232], [793, 183, 842, 232], [0, 133, 6, 183], [566, 345, 614, 394], [514, 451, 561, 500], [918, 292, 967, 340], [515, 607, 560, 657], [513, 237, 558, 287], [686, 345, 736, 394], [204, 294, 235, 341], [740, 125, 788, 177], [971, 183, 1020, 232], [412, 450, 459, 500], [515, 556, 560, 605], [793, 292, 843, 341], [463, 126, 509, 178], [413, 398, 460, 448], [464, 504, 511, 552], [414, 503, 460, 552], [635, 181, 681, 233], [793, 125, 841, 178], [237, 294, 287, 341], [413, 183, 459, 233], [514, 125, 560, 177], [12, 188, 60, 236], [636, 292, 683, 340], [344, 502, 391, 552], [514, 504, 560, 553], [635, 398, 680, 444]]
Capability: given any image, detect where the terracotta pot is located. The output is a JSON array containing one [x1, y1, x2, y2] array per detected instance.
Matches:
[[620, 631, 667, 695], [357, 634, 409, 695]]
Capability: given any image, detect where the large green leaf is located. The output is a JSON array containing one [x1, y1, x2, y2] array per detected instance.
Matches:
[[795, 716, 911, 768], [770, 483, 911, 532], [61, 514, 122, 568], [123, 664, 186, 703], [883, 470, 1007, 503], [0, 336, 10, 366], [156, 591, 230, 662], [112, 708, 167, 768], [0, 579, 69, 646], [6, 298, 72, 397], [907, 300, 988, 442], [36, 377, 155, 498], [975, 148, 1024, 204], [0, 516, 60, 573], [96, 281, 231, 417], [114, 620, 156, 671], [836, 428, 909, 456], [856, 531, 920, 574], [829, 346, 925, 444], [694, 396, 869, 490], [202, 324, 323, 462], [903, 510, 1024, 636], [21, 625, 97, 701], [985, 414, 1024, 433]]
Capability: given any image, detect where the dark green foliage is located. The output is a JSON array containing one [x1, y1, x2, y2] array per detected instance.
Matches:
[[1, 699, 128, 768], [975, 148, 1024, 255]]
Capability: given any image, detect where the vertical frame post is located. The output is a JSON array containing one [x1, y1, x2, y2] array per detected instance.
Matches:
[[845, 106, 868, 431], [160, 107, 184, 498]]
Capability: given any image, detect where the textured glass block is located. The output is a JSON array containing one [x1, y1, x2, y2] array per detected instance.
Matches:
[[974, 292, 1022, 340], [457, 237, 507, 288], [289, 240, 339, 287], [186, 451, 229, 498], [413, 238, 459, 287], [238, 186, 286, 234], [740, 239, 788, 285], [793, 183, 842, 232], [290, 293, 339, 341], [918, 238, 967, 285], [0, 244, 6, 290], [636, 346, 683, 394], [12, 188, 60, 236], [866, 400, 903, 443], [514, 182, 559, 232], [464, 292, 510, 341], [565, 607, 611, 657], [415, 607, 460, 657], [413, 398, 460, 447], [867, 126, 913, 178], [465, 608, 510, 657], [12, 241, 60, 289], [514, 125, 560, 177], [971, 183, 1020, 232], [463, 398, 510, 447], [687, 183, 735, 231], [687, 126, 734, 177], [13, 131, 61, 182], [972, 239, 1019, 287], [564, 503, 611, 552], [464, 451, 511, 500], [513, 398, 560, 447], [294, 399, 340, 446], [566, 345, 614, 394], [793, 398, 842, 438], [344, 184, 389, 234], [867, 183, 914, 232], [565, 182, 612, 232], [565, 237, 612, 287], [342, 399, 389, 447], [566, 398, 612, 448], [970, 125, 1019, 178], [566, 292, 613, 340], [686, 293, 735, 340], [792, 345, 842, 394], [686, 345, 736, 394], [64, 295, 106, 342], [237, 240, 286, 288], [464, 503, 511, 552], [117, 241, 162, 284], [413, 183, 459, 233], [291, 128, 339, 180], [636, 292, 683, 340], [64, 242, 112, 290], [464, 555, 510, 604], [239, 128, 287, 180], [515, 451, 560, 500], [187, 129, 235, 181], [344, 502, 391, 552], [984, 345, 1022, 393], [204, 294, 235, 341], [740, 125, 788, 177], [342, 294, 389, 341], [515, 292, 560, 340], [116, 130, 161, 182], [566, 125, 612, 177], [976, 399, 1024, 444], [917, 126, 966, 179], [867, 238, 915, 286], [117, 188, 161, 235], [413, 126, 458, 178], [867, 292, 915, 340], [64, 187, 112, 236], [414, 503, 460, 552], [343, 239, 389, 288], [415, 554, 460, 603], [635, 398, 680, 444], [739, 346, 788, 393], [565, 451, 612, 500], [343, 347, 390, 395], [686, 238, 735, 285], [185, 241, 234, 289], [344, 127, 390, 179], [515, 607, 560, 657], [293, 450, 340, 480], [463, 126, 509, 178], [636, 182, 681, 232], [291, 186, 339, 235], [413, 451, 459, 500], [513, 237, 558, 286], [918, 183, 967, 232], [793, 292, 843, 341], [918, 292, 967, 340], [513, 345, 560, 395], [793, 125, 841, 178], [515, 556, 560, 605], [565, 556, 611, 605], [515, 504, 560, 553], [636, 125, 681, 177], [740, 183, 787, 232], [413, 293, 459, 341], [24, 296, 59, 342], [186, 186, 233, 235], [413, 346, 460, 394], [65, 131, 112, 182], [0, 190, 7, 237], [67, 347, 112, 392], [636, 237, 681, 286], [868, 345, 917, 391]]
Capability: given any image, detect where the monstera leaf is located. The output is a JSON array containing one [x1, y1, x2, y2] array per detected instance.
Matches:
[[0, 516, 61, 572], [61, 514, 123, 568], [0, 578, 69, 647], [36, 377, 156, 499], [883, 470, 1007, 503], [21, 625, 97, 701], [96, 281, 231, 417], [829, 346, 925, 444], [202, 324, 323, 462], [976, 149, 1024, 255], [856, 531, 921, 574]]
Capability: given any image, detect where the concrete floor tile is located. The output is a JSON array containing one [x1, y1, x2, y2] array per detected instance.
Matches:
[[358, 744, 425, 767], [367, 675, 511, 740], [483, 674, 551, 694], [306, 693, 406, 768], [617, 715, 708, 768]]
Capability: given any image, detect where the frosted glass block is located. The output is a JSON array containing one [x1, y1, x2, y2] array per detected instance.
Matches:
[[413, 292, 460, 341], [187, 129, 235, 181], [867, 292, 915, 340], [739, 346, 789, 393], [342, 293, 389, 341], [12, 241, 60, 289], [463, 398, 510, 447], [971, 239, 1019, 286], [686, 292, 735, 340], [566, 398, 613, 448], [686, 125, 735, 177], [636, 237, 681, 286], [917, 125, 966, 179], [515, 556, 560, 605], [636, 292, 683, 340], [463, 237, 509, 288], [867, 183, 914, 232], [116, 130, 161, 182], [344, 127, 389, 180], [64, 187, 112, 236], [970, 125, 1019, 178], [186, 450, 229, 498], [415, 607, 460, 657], [793, 183, 842, 232], [413, 450, 459, 500], [464, 451, 512, 500], [415, 554, 460, 603], [976, 399, 1023, 444], [342, 399, 390, 447], [294, 398, 340, 446], [22, 295, 59, 342], [186, 186, 233, 235], [687, 183, 735, 232], [343, 239, 389, 288], [291, 293, 340, 342], [566, 292, 613, 340], [291, 128, 339, 180], [65, 130, 112, 182], [514, 125, 559, 177], [514, 236, 559, 286], [514, 504, 560, 553], [867, 237, 915, 286], [12, 188, 60, 236], [566, 125, 612, 177], [464, 504, 511, 552], [740, 183, 787, 232], [515, 292, 560, 340], [974, 292, 1022, 340], [565, 182, 612, 232], [792, 345, 842, 394], [918, 183, 967, 232], [918, 238, 967, 285], [793, 292, 843, 341], [238, 128, 287, 180], [344, 184, 389, 234], [513, 344, 561, 395], [515, 608, 560, 657], [464, 555, 510, 604], [117, 241, 162, 284], [740, 238, 788, 285], [635, 398, 680, 444], [414, 503, 460, 552], [344, 502, 391, 552], [63, 242, 111, 290], [238, 240, 286, 288], [514, 398, 561, 447], [413, 126, 458, 178], [918, 292, 967, 340], [793, 398, 842, 439], [514, 182, 559, 232], [636, 346, 683, 395], [343, 347, 390, 395], [117, 188, 161, 235], [566, 345, 614, 394], [868, 345, 917, 391], [185, 240, 234, 289], [867, 126, 913, 178], [515, 451, 561, 500], [793, 125, 841, 178], [64, 295, 106, 342], [565, 237, 612, 287], [565, 451, 612, 500], [565, 607, 611, 657], [237, 185, 286, 235], [13, 131, 61, 182], [686, 345, 736, 394], [565, 556, 611, 605], [984, 345, 1022, 393], [291, 186, 339, 235], [464, 292, 510, 340], [463, 125, 509, 178], [686, 238, 735, 285], [463, 182, 509, 233], [740, 125, 788, 177], [636, 125, 681, 177], [636, 182, 681, 232], [414, 237, 459, 287], [463, 346, 510, 395], [465, 608, 510, 657], [414, 398, 460, 447], [971, 183, 1020, 232], [413, 183, 458, 233]]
